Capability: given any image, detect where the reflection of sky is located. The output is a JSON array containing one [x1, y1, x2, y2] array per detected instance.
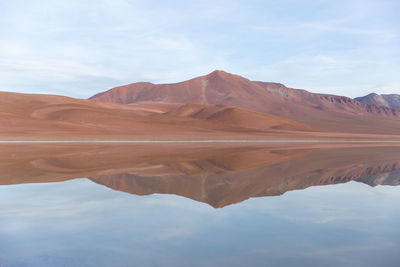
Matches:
[[0, 179, 399, 267]]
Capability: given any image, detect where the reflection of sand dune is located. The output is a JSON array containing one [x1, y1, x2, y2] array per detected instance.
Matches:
[[0, 143, 311, 183], [0, 143, 400, 207]]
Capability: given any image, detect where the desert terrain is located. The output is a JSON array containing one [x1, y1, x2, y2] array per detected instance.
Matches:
[[2, 71, 400, 141], [91, 70, 400, 135]]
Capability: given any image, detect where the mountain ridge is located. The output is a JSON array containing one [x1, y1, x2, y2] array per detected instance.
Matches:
[[355, 93, 400, 110], [89, 70, 400, 134]]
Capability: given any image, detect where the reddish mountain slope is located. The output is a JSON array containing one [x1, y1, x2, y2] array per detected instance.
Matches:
[[90, 70, 400, 134]]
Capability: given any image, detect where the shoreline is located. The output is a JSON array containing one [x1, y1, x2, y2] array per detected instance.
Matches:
[[2, 139, 400, 143]]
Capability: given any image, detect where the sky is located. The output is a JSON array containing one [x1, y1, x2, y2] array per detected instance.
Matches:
[[0, 0, 399, 98]]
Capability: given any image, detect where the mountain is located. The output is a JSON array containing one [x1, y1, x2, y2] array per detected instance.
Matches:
[[355, 93, 400, 109], [90, 70, 400, 134], [1, 143, 400, 208], [3, 71, 400, 139], [0, 91, 320, 140]]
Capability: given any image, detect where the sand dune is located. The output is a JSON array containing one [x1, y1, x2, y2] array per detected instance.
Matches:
[[0, 91, 323, 140]]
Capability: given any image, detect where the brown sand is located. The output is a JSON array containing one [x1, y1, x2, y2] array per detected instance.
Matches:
[[2, 91, 400, 141]]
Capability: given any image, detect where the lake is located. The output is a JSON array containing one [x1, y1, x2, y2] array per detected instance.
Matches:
[[0, 143, 399, 266]]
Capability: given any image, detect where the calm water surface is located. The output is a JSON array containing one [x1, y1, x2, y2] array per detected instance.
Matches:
[[0, 144, 399, 267]]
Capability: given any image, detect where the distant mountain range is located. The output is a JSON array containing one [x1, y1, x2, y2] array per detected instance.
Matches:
[[1, 70, 400, 139], [355, 93, 400, 109]]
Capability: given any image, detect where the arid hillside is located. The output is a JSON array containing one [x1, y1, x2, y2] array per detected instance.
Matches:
[[0, 91, 320, 140], [90, 70, 400, 134], [355, 93, 400, 109]]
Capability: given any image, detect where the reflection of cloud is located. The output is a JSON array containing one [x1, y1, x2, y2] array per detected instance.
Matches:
[[240, 182, 400, 225], [0, 178, 400, 266]]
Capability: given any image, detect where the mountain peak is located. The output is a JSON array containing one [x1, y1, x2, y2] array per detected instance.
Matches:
[[89, 72, 400, 134], [355, 92, 400, 109], [209, 69, 230, 75], [206, 70, 241, 80], [207, 69, 229, 78], [366, 93, 379, 97]]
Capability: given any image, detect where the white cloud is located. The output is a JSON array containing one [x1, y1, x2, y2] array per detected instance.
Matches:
[[0, 0, 398, 98]]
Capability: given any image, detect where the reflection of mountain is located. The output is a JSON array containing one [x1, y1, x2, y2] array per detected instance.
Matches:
[[356, 171, 400, 187], [90, 146, 400, 207], [1, 143, 400, 207]]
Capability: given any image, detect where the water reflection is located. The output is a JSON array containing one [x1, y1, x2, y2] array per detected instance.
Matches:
[[1, 143, 400, 207], [0, 143, 400, 266]]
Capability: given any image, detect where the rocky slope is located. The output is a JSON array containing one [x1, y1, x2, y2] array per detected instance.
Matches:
[[355, 93, 400, 109], [90, 70, 400, 134]]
